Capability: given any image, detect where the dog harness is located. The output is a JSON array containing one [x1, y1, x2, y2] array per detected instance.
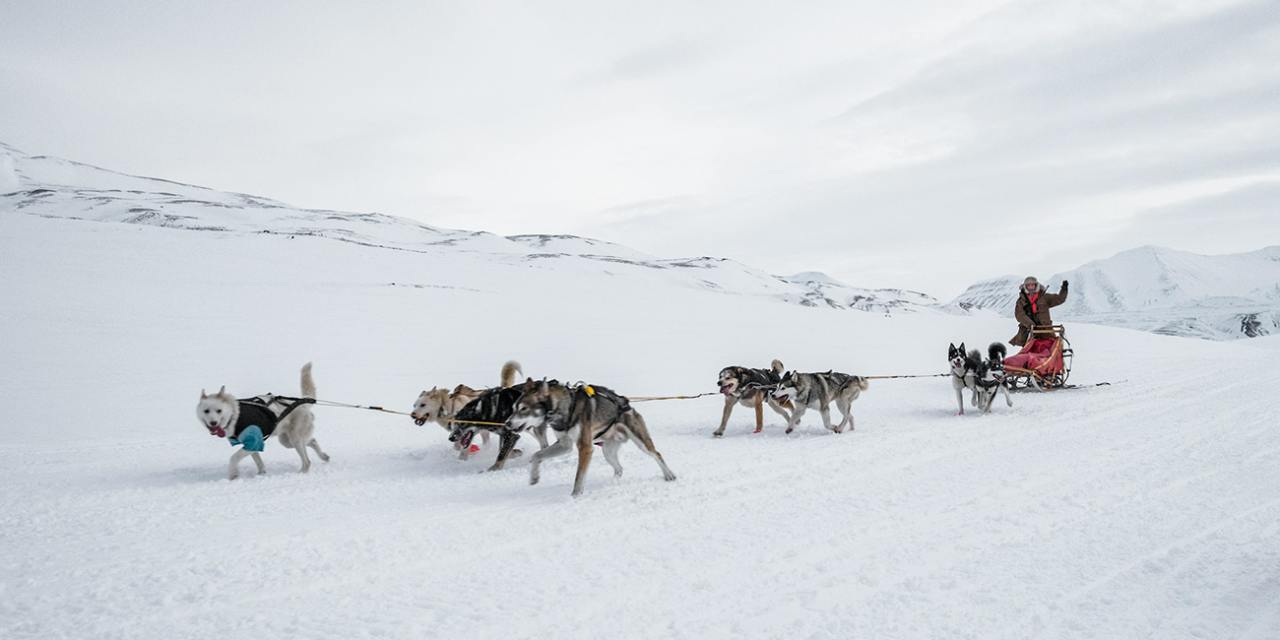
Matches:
[[228, 396, 315, 452], [583, 385, 631, 439], [727, 367, 780, 396]]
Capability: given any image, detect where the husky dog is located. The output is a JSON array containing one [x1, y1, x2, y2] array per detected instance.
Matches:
[[411, 361, 522, 458], [713, 359, 794, 437], [196, 363, 330, 479], [507, 380, 676, 497], [974, 343, 1013, 414], [445, 362, 549, 471], [771, 370, 868, 434], [949, 343, 1012, 415], [948, 342, 979, 415]]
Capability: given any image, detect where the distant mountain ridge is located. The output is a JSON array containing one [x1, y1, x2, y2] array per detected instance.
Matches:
[[0, 142, 940, 315], [7, 142, 1272, 339], [950, 246, 1280, 340]]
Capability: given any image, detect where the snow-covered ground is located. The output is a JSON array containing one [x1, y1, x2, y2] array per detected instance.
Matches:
[[3, 206, 1279, 640]]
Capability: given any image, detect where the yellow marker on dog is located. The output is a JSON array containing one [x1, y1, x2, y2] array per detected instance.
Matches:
[[585, 386, 595, 396]]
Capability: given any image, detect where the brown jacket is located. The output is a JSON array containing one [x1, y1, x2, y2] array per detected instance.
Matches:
[[1011, 282, 1068, 346]]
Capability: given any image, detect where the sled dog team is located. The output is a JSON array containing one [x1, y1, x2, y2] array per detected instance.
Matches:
[[197, 347, 1005, 494]]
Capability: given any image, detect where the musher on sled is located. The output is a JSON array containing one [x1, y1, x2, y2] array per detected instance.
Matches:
[[1003, 276, 1073, 388], [1009, 276, 1068, 347]]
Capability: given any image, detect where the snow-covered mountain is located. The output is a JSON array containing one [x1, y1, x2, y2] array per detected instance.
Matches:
[[950, 246, 1280, 340], [0, 142, 938, 314]]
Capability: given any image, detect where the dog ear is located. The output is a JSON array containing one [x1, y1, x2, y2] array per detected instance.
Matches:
[[217, 385, 226, 397], [540, 380, 549, 392], [958, 342, 966, 353], [201, 389, 207, 398]]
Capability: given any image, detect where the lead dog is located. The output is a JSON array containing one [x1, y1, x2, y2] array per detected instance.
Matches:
[[196, 362, 330, 479], [771, 370, 868, 434], [507, 380, 676, 497], [713, 359, 794, 437]]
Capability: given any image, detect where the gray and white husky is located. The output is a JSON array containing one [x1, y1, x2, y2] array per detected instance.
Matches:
[[948, 343, 1012, 415], [196, 362, 329, 479], [771, 370, 869, 434], [507, 379, 676, 497]]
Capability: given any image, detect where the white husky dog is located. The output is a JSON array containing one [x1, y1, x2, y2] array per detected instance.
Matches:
[[196, 362, 330, 479]]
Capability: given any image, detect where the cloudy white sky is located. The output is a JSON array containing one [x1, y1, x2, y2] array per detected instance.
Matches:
[[2, 0, 1277, 297]]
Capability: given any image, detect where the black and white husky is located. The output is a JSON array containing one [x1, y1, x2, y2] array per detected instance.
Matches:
[[948, 343, 1012, 415], [770, 370, 868, 434], [195, 363, 330, 479]]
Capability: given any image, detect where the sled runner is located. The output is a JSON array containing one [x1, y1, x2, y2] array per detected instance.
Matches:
[[1002, 325, 1073, 390]]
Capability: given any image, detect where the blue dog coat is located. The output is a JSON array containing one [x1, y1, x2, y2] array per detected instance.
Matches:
[[229, 425, 266, 452]]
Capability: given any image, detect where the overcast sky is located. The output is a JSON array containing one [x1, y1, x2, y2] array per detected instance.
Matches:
[[3, 0, 1277, 298]]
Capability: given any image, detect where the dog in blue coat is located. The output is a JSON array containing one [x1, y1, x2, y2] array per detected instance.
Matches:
[[196, 363, 330, 479]]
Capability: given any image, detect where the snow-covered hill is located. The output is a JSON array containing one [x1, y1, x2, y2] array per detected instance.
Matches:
[[3, 143, 1279, 639], [950, 246, 1280, 340], [0, 143, 938, 315]]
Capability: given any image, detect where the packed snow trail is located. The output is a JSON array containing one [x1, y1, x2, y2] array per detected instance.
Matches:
[[2, 214, 1278, 640]]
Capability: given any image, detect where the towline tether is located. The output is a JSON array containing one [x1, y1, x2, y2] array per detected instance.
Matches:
[[310, 373, 987, 425], [311, 399, 509, 427]]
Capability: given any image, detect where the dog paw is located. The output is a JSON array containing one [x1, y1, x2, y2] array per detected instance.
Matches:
[[712, 431, 724, 438], [664, 472, 677, 481]]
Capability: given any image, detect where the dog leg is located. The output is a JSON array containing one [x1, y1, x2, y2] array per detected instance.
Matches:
[[307, 438, 330, 462], [1002, 386, 1013, 408], [766, 397, 792, 425], [713, 395, 735, 437], [834, 399, 852, 433], [955, 386, 965, 416], [250, 452, 266, 475], [294, 442, 313, 473], [228, 448, 254, 480], [532, 425, 550, 450], [601, 439, 624, 478], [481, 431, 491, 447], [571, 424, 596, 497], [621, 413, 676, 482], [785, 405, 807, 434], [487, 431, 520, 472], [753, 399, 765, 434], [529, 430, 575, 486], [819, 406, 836, 432]]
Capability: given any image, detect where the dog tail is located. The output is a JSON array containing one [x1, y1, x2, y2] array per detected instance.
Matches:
[[301, 362, 316, 399], [856, 376, 869, 391], [501, 360, 522, 388], [988, 342, 1007, 362], [771, 359, 784, 374]]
